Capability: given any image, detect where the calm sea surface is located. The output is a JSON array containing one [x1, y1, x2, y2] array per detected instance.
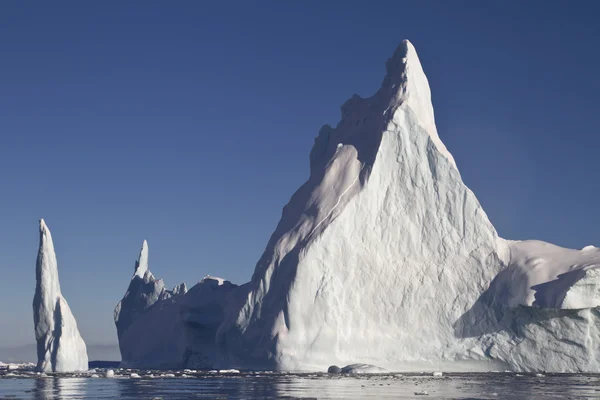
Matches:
[[2, 369, 600, 399]]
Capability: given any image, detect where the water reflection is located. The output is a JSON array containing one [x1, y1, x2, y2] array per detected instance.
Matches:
[[34, 377, 58, 400], [2, 372, 600, 399], [32, 377, 89, 400]]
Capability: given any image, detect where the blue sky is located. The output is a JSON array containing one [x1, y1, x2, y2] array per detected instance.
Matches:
[[0, 1, 598, 348]]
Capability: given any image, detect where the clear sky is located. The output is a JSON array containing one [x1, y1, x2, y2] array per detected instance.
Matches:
[[0, 1, 598, 348]]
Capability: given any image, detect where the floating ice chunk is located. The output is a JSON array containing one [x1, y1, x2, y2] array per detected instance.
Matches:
[[130, 373, 141, 378], [432, 372, 443, 377], [105, 369, 115, 378], [327, 364, 386, 374]]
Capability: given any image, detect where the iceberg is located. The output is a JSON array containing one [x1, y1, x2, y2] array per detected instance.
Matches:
[[33, 219, 88, 372], [115, 241, 232, 368], [114, 40, 600, 372]]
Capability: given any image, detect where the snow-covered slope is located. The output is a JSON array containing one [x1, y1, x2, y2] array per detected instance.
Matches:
[[114, 40, 600, 372], [490, 240, 600, 309], [33, 219, 88, 372]]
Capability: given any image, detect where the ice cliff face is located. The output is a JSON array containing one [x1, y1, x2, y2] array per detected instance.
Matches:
[[33, 219, 88, 372], [216, 40, 504, 371], [115, 40, 600, 372]]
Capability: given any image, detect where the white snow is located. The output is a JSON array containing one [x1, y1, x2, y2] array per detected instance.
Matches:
[[113, 40, 600, 373], [492, 240, 600, 309], [201, 275, 226, 285], [33, 219, 88, 372]]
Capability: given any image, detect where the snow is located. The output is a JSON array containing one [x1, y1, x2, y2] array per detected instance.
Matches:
[[490, 240, 600, 309], [113, 40, 600, 373], [33, 219, 88, 372]]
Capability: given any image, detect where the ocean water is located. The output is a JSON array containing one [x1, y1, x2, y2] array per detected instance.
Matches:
[[2, 369, 600, 399]]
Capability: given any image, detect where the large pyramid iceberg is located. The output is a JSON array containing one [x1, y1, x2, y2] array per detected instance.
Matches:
[[115, 40, 600, 372], [33, 219, 88, 372]]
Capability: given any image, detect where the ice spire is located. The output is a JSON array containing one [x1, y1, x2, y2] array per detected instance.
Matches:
[[134, 239, 149, 278], [33, 219, 88, 372], [383, 40, 456, 168]]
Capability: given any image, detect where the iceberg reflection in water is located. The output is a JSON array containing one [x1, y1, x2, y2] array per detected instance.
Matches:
[[2, 372, 600, 399]]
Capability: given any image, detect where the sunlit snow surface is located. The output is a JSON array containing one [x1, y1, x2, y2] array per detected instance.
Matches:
[[3, 366, 600, 399]]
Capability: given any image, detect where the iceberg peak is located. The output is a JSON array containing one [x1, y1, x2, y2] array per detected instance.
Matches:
[[39, 218, 48, 233], [382, 40, 456, 168], [134, 240, 149, 278], [36, 219, 60, 299]]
